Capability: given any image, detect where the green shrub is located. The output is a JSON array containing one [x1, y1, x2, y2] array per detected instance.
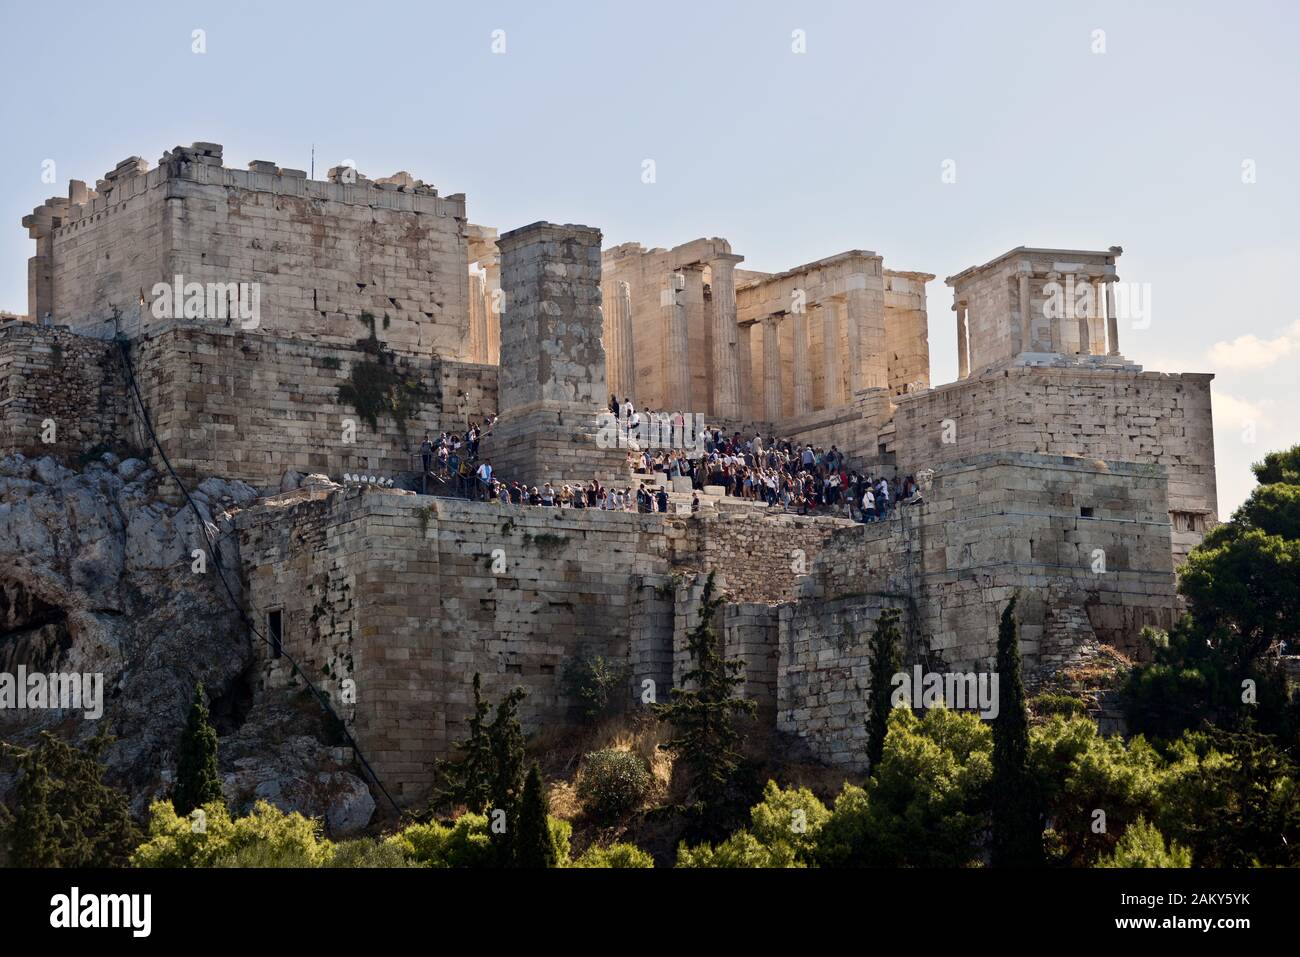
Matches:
[[1031, 693, 1088, 718], [327, 838, 417, 868], [816, 708, 992, 867], [676, 831, 798, 868], [577, 749, 651, 821], [386, 812, 572, 868], [572, 843, 655, 868], [132, 800, 333, 868], [1098, 817, 1191, 867]]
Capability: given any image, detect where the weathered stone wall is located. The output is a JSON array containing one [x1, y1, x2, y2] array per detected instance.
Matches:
[[29, 143, 470, 360], [128, 321, 496, 492], [776, 452, 1179, 765], [892, 366, 1217, 563], [0, 322, 129, 461]]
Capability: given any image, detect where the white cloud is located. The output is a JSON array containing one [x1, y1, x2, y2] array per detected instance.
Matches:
[[1206, 320, 1300, 371], [1212, 390, 1271, 431]]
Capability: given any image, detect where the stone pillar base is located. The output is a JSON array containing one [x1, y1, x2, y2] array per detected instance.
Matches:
[[478, 403, 630, 488]]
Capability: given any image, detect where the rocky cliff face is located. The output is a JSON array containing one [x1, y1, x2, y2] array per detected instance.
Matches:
[[0, 453, 374, 834]]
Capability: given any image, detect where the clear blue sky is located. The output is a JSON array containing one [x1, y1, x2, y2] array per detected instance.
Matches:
[[1, 0, 1295, 513]]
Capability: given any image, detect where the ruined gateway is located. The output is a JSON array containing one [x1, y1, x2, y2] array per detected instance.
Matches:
[[0, 143, 1217, 821]]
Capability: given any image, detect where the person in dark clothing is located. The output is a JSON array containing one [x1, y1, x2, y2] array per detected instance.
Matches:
[[656, 486, 669, 513]]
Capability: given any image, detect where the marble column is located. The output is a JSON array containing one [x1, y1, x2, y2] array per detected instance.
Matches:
[[1106, 280, 1120, 355], [662, 272, 691, 407], [615, 281, 635, 401], [737, 320, 755, 420], [823, 299, 842, 406], [763, 314, 783, 421], [708, 255, 742, 420], [681, 266, 706, 410], [1045, 273, 1062, 353], [1072, 275, 1090, 355], [956, 301, 969, 379], [792, 307, 811, 415], [483, 257, 502, 364], [1017, 267, 1032, 354], [469, 269, 488, 363]]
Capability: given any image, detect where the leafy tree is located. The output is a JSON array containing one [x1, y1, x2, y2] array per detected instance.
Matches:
[[487, 686, 527, 867], [573, 842, 654, 868], [1125, 444, 1300, 740], [990, 595, 1043, 867], [676, 780, 831, 868], [817, 708, 992, 867], [1, 731, 140, 868], [133, 799, 333, 867], [174, 682, 224, 816], [432, 672, 494, 813], [866, 608, 903, 772], [1157, 727, 1300, 867], [1097, 817, 1191, 868], [1251, 446, 1300, 487], [515, 763, 557, 868], [656, 571, 757, 838], [1029, 716, 1163, 866], [384, 812, 571, 868]]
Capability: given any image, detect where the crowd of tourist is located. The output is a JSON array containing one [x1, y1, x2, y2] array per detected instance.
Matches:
[[412, 396, 922, 524]]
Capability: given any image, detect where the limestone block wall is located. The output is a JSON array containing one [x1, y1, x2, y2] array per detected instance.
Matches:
[[668, 509, 857, 604], [0, 323, 129, 460], [892, 367, 1217, 564], [777, 453, 1178, 765], [128, 321, 497, 491], [30, 143, 470, 359], [778, 601, 912, 770]]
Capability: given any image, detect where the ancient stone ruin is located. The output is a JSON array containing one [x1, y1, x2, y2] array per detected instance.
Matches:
[[1, 142, 1218, 809]]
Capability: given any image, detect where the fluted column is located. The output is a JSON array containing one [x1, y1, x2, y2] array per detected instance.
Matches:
[[822, 299, 842, 406], [483, 257, 501, 364], [792, 307, 811, 415], [662, 272, 690, 407], [709, 255, 742, 420], [1017, 266, 1032, 354], [1106, 280, 1120, 355], [762, 314, 783, 421], [615, 281, 635, 400], [737, 320, 755, 420], [1046, 272, 1062, 354], [956, 301, 969, 379]]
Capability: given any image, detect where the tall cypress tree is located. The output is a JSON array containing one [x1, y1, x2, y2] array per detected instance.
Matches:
[[487, 686, 527, 867], [866, 608, 904, 773], [433, 672, 494, 813], [173, 682, 224, 816], [515, 763, 557, 868], [990, 595, 1043, 866], [656, 571, 756, 837]]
